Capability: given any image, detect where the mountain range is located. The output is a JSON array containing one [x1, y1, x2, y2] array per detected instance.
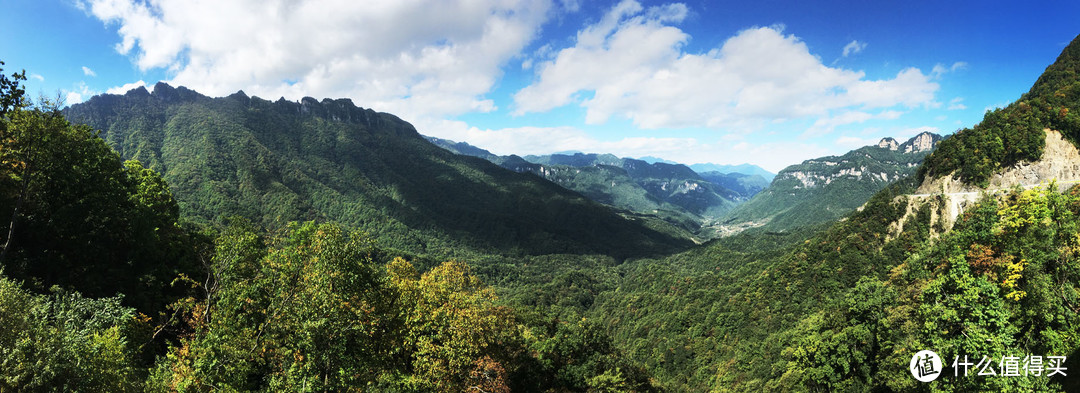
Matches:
[[714, 131, 941, 235], [430, 132, 942, 237], [62, 85, 692, 259], [427, 137, 770, 233]]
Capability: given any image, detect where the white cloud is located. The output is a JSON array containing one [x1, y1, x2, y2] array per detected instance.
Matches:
[[841, 40, 866, 57], [931, 61, 968, 79], [835, 135, 875, 149], [514, 5, 939, 131], [29, 73, 44, 82], [947, 97, 966, 110], [82, 66, 96, 77], [107, 80, 148, 95], [65, 82, 99, 105], [65, 92, 83, 105], [558, 0, 581, 13], [77, 0, 556, 120], [804, 109, 902, 137]]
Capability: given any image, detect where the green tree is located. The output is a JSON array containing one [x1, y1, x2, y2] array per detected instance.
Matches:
[[0, 94, 199, 312], [0, 276, 143, 392], [148, 222, 391, 391], [388, 258, 519, 391]]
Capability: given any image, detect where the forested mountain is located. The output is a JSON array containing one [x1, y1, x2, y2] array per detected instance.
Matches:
[[716, 131, 940, 235], [62, 84, 692, 259], [427, 137, 761, 233], [577, 34, 1080, 391], [0, 63, 663, 392]]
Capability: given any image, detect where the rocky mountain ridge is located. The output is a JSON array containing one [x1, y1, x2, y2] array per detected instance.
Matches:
[[775, 131, 941, 190], [714, 131, 942, 234], [63, 83, 693, 258]]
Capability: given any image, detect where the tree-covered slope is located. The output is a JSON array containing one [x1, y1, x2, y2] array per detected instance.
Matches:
[[718, 131, 940, 234], [63, 84, 692, 259], [580, 34, 1080, 392], [921, 35, 1080, 187]]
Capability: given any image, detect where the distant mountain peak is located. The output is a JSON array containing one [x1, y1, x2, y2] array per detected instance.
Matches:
[[874, 132, 940, 153], [877, 137, 899, 150], [638, 156, 679, 165], [719, 131, 941, 234], [901, 131, 941, 154]]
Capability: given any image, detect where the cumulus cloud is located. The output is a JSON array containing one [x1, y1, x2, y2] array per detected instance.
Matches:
[[514, 2, 939, 131], [107, 80, 148, 95], [947, 97, 967, 110], [82, 66, 96, 77], [77, 0, 555, 120], [841, 40, 866, 57], [65, 82, 99, 105]]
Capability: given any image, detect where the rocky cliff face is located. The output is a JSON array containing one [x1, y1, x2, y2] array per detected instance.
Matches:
[[916, 129, 1080, 195], [889, 129, 1080, 241], [902, 131, 939, 153], [877, 137, 899, 150], [777, 132, 940, 190]]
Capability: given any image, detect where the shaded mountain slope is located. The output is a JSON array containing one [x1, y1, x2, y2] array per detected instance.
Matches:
[[63, 84, 692, 259]]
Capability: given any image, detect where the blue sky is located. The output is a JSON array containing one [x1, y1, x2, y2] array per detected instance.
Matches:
[[2, 0, 1078, 172]]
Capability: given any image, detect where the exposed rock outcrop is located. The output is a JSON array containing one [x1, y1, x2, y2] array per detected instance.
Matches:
[[902, 132, 938, 153], [891, 129, 1080, 239], [877, 137, 899, 150], [916, 129, 1080, 195]]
